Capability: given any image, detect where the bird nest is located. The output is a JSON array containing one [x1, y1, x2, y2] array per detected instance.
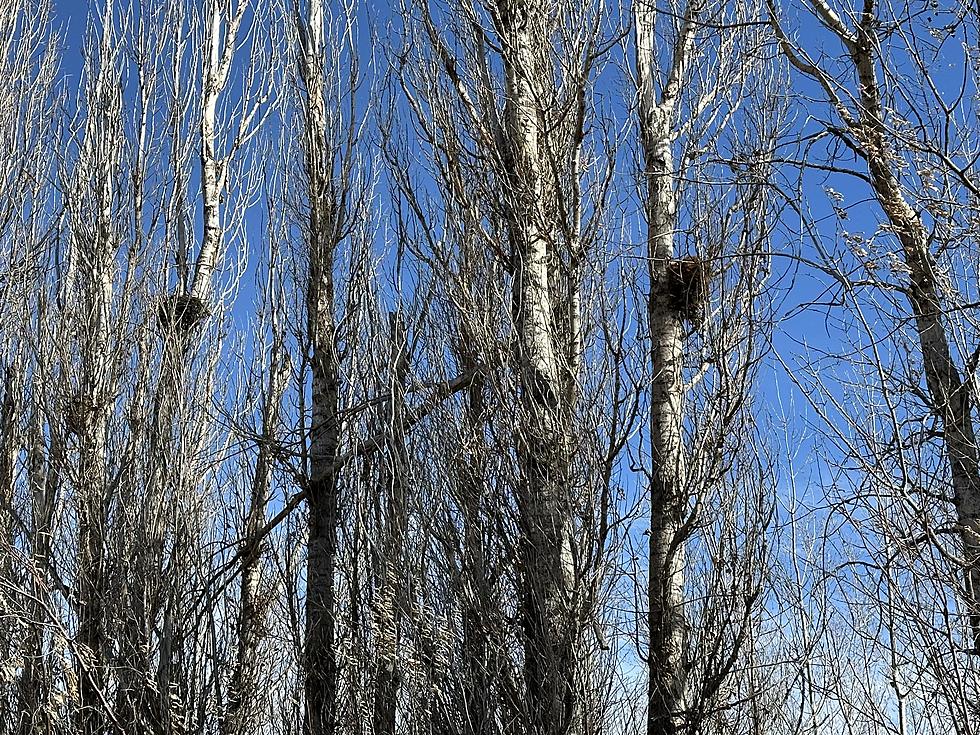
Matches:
[[64, 394, 99, 436], [157, 293, 209, 331], [663, 256, 710, 321]]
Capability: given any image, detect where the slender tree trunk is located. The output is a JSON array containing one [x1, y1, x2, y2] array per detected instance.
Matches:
[[372, 313, 410, 735], [224, 350, 286, 735], [634, 3, 700, 732], [115, 337, 188, 735], [294, 4, 348, 731], [497, 4, 576, 732], [300, 28, 341, 734], [848, 20, 980, 651], [188, 2, 244, 307]]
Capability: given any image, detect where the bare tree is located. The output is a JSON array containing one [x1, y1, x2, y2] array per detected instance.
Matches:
[[291, 1, 369, 731], [767, 0, 980, 728], [633, 2, 776, 733], [390, 1, 626, 732], [224, 243, 290, 735], [0, 2, 60, 730]]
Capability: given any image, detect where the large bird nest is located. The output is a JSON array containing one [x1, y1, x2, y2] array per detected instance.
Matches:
[[157, 293, 209, 331], [663, 256, 710, 321], [64, 394, 99, 436]]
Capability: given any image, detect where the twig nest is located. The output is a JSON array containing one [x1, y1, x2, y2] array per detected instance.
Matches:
[[65, 394, 99, 436], [663, 256, 710, 321], [157, 293, 209, 331]]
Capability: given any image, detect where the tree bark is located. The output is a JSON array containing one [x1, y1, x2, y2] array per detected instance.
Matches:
[[635, 3, 700, 732], [847, 15, 980, 651], [497, 3, 577, 732]]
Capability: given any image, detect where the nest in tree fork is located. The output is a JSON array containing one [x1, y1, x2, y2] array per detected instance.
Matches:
[[65, 394, 99, 436], [663, 256, 710, 321], [157, 293, 209, 331]]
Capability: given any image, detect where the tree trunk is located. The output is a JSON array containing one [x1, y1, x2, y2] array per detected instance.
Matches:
[[76, 408, 110, 735], [644, 131, 689, 735], [372, 313, 410, 735], [72, 132, 117, 734], [634, 3, 700, 732], [849, 20, 980, 650], [188, 2, 244, 307], [299, 5, 343, 725], [303, 218, 341, 735], [224, 350, 286, 735], [498, 4, 577, 732]]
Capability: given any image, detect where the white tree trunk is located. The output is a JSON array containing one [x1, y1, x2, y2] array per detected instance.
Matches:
[[188, 1, 244, 306], [635, 2, 699, 731], [848, 22, 980, 649], [498, 3, 577, 732]]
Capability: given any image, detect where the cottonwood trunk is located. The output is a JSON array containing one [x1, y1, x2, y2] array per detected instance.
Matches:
[[635, 3, 699, 731], [372, 313, 410, 735], [498, 3, 577, 732], [303, 206, 341, 735], [298, 6, 343, 726], [644, 128, 688, 735], [849, 21, 980, 651]]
